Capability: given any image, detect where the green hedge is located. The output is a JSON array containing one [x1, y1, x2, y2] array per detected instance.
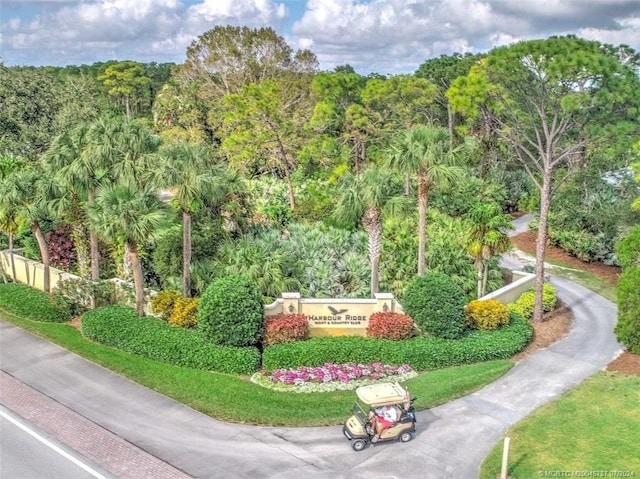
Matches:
[[81, 305, 260, 374], [0, 283, 71, 323], [615, 266, 640, 354], [262, 312, 532, 371]]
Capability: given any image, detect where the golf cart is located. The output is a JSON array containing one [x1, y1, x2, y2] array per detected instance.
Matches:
[[342, 382, 417, 451]]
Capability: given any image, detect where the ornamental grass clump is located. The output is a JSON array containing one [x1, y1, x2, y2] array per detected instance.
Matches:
[[250, 362, 417, 393]]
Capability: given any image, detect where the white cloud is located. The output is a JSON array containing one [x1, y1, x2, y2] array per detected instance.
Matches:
[[0, 0, 639, 73], [186, 0, 287, 25], [291, 0, 640, 74]]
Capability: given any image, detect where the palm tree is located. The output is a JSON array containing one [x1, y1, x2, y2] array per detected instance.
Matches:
[[0, 157, 25, 282], [0, 167, 59, 292], [88, 116, 163, 280], [87, 182, 168, 316], [465, 202, 513, 298], [44, 124, 103, 280], [387, 125, 465, 275], [335, 165, 398, 296], [153, 142, 228, 297]]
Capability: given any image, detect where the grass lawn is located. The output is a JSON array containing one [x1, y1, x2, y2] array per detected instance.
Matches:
[[480, 372, 640, 478], [545, 259, 618, 303], [0, 309, 513, 426]]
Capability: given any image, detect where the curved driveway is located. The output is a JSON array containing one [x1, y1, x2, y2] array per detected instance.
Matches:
[[0, 251, 621, 479]]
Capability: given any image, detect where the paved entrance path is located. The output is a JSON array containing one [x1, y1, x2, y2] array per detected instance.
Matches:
[[0, 225, 621, 478]]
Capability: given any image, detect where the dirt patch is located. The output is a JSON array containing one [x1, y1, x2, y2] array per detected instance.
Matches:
[[510, 231, 621, 285], [606, 351, 640, 376], [512, 301, 573, 362], [69, 316, 82, 331]]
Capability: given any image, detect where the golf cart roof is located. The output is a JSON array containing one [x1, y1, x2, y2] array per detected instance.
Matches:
[[356, 382, 407, 407]]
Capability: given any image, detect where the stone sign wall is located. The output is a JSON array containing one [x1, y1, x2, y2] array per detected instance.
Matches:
[[264, 292, 404, 337]]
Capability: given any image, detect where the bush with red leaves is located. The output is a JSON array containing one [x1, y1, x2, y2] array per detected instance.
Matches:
[[263, 314, 309, 346], [366, 312, 416, 340], [46, 225, 76, 270]]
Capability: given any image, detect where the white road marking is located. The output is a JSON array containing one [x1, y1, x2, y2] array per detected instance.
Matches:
[[0, 408, 108, 479]]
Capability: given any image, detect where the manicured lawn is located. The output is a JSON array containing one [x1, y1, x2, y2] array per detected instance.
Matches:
[[480, 372, 640, 478], [546, 260, 618, 303], [0, 309, 513, 426]]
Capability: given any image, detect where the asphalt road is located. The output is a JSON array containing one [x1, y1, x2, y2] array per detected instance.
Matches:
[[0, 407, 111, 479], [0, 215, 622, 478]]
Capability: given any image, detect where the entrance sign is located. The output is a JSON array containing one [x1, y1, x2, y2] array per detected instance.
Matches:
[[264, 293, 404, 337]]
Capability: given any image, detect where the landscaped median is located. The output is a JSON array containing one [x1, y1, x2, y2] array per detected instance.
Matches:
[[0, 282, 528, 426]]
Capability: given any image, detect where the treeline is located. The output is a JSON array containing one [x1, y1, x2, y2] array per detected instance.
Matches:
[[1, 28, 639, 326]]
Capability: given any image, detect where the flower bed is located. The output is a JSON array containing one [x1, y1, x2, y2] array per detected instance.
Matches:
[[250, 362, 417, 393]]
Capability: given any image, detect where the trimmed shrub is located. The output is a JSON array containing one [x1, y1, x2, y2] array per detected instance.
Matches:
[[616, 225, 640, 269], [366, 312, 415, 340], [465, 300, 510, 331], [615, 266, 640, 354], [168, 297, 199, 328], [401, 272, 467, 339], [0, 283, 71, 323], [509, 291, 535, 319], [263, 314, 309, 346], [198, 275, 264, 347], [262, 311, 532, 371], [81, 305, 260, 374], [542, 283, 558, 312], [151, 289, 181, 320], [52, 278, 117, 316], [508, 284, 558, 320]]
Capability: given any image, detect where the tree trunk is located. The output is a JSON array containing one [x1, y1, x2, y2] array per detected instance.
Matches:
[[277, 138, 296, 210], [32, 224, 50, 293], [404, 175, 411, 196], [183, 210, 192, 298], [88, 190, 100, 281], [475, 259, 483, 299], [447, 103, 454, 149], [125, 96, 131, 119], [71, 224, 90, 279], [482, 261, 489, 297], [533, 171, 552, 322], [122, 243, 132, 282], [128, 240, 146, 316], [417, 174, 430, 276], [9, 232, 17, 282], [364, 206, 383, 297]]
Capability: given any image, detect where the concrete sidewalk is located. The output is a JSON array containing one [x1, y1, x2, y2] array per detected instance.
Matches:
[[0, 272, 620, 478]]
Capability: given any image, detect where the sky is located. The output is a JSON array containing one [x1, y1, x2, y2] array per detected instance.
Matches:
[[1, 0, 640, 75]]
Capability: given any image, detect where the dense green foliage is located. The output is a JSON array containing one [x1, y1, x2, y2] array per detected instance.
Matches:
[[81, 305, 259, 374], [0, 283, 71, 322], [2, 34, 637, 337], [51, 278, 117, 316], [198, 275, 264, 347], [616, 225, 640, 270], [615, 267, 640, 353], [262, 311, 531, 371], [615, 226, 640, 353], [401, 271, 467, 339]]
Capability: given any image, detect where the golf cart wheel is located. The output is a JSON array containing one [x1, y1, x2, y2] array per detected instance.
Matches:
[[400, 431, 413, 443], [352, 439, 367, 451]]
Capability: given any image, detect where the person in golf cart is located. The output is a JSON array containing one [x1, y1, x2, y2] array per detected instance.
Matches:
[[368, 404, 399, 441], [343, 382, 417, 451]]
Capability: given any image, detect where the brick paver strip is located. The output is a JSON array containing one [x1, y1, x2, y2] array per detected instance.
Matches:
[[0, 370, 191, 479]]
